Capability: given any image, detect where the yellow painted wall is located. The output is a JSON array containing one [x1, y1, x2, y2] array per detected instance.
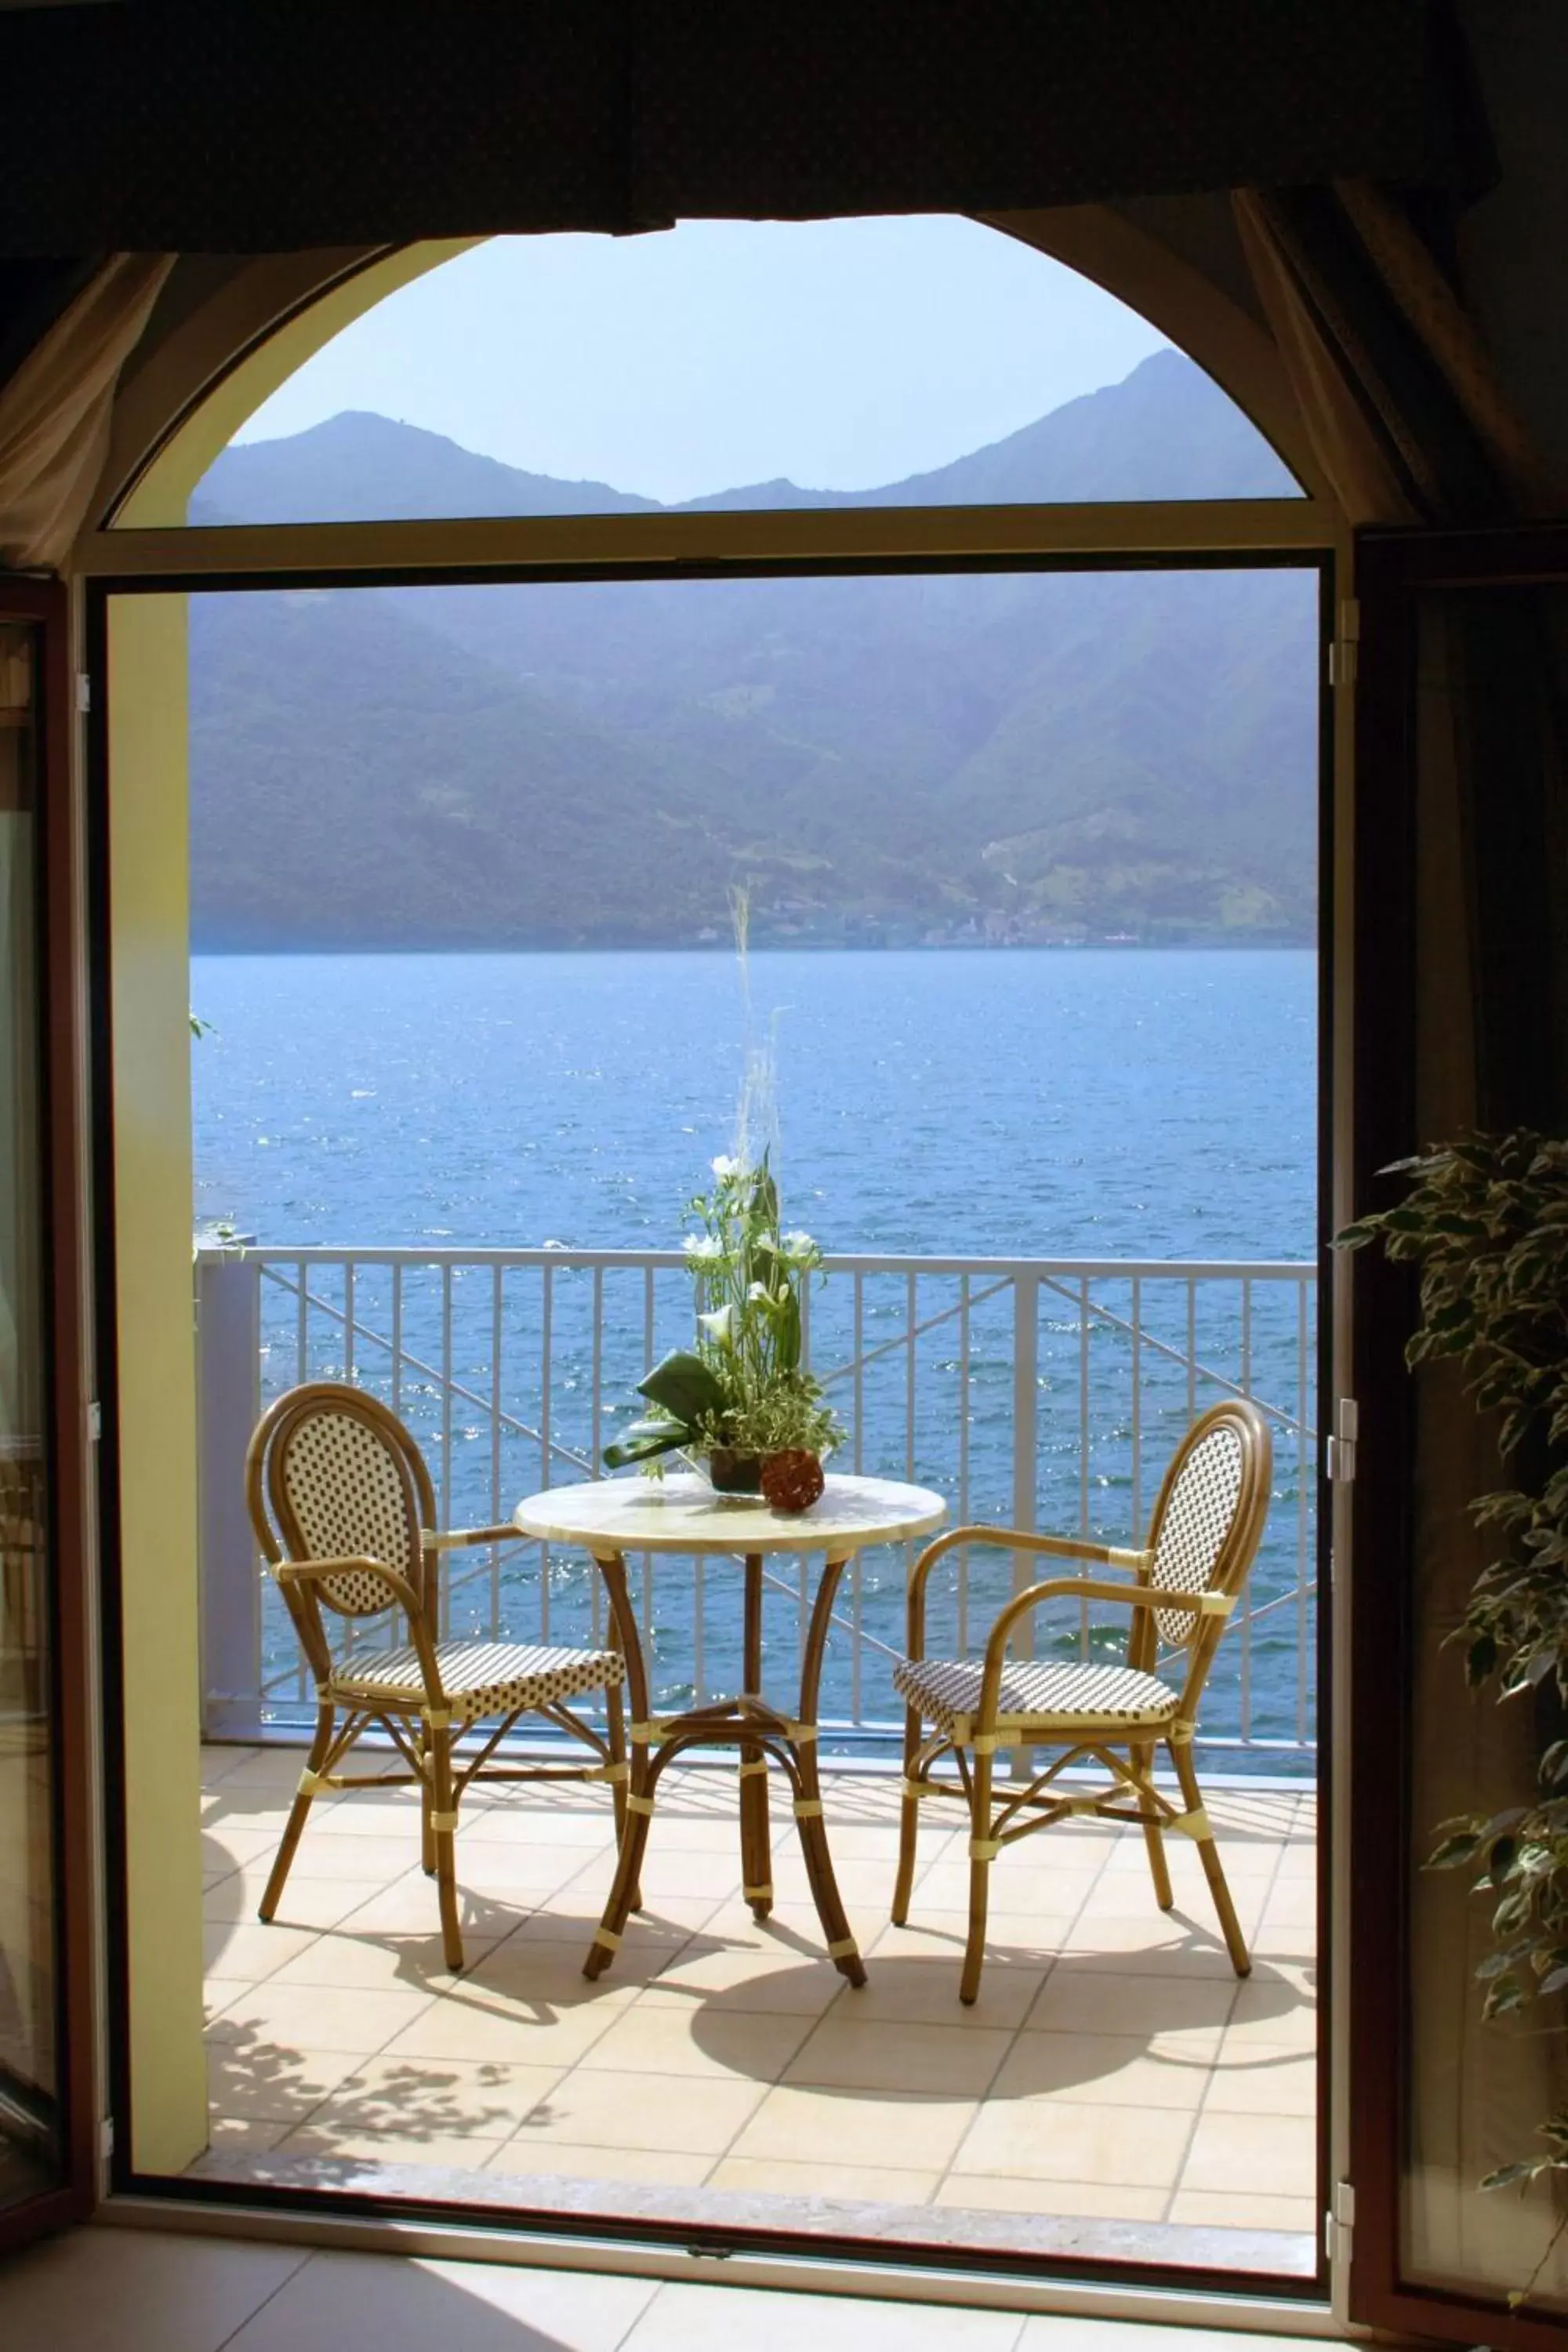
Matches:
[[117, 241, 474, 526], [107, 591, 208, 2172], [101, 244, 474, 2173]]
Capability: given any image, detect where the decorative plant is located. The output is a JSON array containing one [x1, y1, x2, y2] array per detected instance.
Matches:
[[602, 1152, 843, 1478], [1339, 1129, 1568, 2205]]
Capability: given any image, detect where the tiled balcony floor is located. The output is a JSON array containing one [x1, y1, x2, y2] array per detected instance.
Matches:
[[197, 1744, 1317, 2275]]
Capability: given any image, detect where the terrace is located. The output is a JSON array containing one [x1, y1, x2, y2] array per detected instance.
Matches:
[[191, 1242, 1319, 2274]]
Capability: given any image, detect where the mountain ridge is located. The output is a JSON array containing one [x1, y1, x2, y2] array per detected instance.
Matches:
[[195, 348, 1301, 524], [188, 353, 1317, 952]]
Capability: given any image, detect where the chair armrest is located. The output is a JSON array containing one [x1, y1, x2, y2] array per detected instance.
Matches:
[[274, 1555, 424, 1618], [904, 1524, 1153, 1659], [975, 1577, 1232, 1734], [422, 1524, 519, 1552]]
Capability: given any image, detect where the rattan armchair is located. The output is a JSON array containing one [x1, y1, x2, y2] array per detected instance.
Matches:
[[891, 1398, 1272, 2004], [246, 1381, 630, 1970]]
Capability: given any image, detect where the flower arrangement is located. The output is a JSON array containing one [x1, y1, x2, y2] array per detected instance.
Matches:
[[603, 1151, 843, 1496]]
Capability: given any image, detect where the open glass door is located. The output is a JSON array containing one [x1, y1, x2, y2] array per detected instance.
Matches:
[[1351, 522, 1568, 2342], [0, 577, 93, 2251]]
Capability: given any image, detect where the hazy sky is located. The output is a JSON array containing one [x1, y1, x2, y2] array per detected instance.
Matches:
[[236, 219, 1169, 503]]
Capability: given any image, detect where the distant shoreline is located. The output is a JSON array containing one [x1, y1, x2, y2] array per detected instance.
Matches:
[[188, 936, 1315, 956]]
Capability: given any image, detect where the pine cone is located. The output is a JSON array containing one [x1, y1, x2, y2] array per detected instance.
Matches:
[[761, 1449, 825, 1513]]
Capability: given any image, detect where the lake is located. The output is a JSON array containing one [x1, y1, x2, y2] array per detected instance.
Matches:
[[191, 948, 1319, 1763], [191, 946, 1316, 1258]]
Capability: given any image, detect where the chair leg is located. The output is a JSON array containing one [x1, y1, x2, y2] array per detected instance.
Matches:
[[419, 1724, 436, 1877], [260, 1699, 333, 1922], [1171, 1737, 1250, 1976], [891, 1704, 924, 1926], [959, 1744, 995, 2007], [428, 1720, 464, 1972], [1132, 1740, 1173, 1910]]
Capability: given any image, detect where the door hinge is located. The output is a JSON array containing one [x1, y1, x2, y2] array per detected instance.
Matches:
[[1328, 597, 1360, 689], [1327, 1396, 1358, 1483], [87, 1399, 102, 1442], [1325, 2176, 1356, 2267], [100, 2116, 114, 2161], [75, 671, 92, 714]]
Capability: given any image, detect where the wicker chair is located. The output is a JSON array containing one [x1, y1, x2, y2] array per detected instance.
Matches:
[[246, 1381, 629, 1970], [891, 1398, 1272, 2004]]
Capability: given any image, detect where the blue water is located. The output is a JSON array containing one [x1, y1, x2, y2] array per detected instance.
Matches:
[[192, 949, 1316, 1258], [191, 949, 1319, 1761]]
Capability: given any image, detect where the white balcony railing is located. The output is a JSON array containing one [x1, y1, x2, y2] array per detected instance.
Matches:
[[194, 1246, 1319, 1771]]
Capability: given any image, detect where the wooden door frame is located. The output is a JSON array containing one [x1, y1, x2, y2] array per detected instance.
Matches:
[[83, 545, 1335, 2303], [1348, 520, 1568, 2346], [0, 573, 98, 2255]]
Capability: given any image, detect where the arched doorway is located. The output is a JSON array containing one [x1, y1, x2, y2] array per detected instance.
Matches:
[[77, 215, 1344, 2307]]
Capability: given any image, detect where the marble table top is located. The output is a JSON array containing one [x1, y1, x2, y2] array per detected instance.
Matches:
[[513, 1471, 946, 1558]]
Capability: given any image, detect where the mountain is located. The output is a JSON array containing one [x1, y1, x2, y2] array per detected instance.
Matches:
[[194, 408, 658, 526], [193, 349, 1300, 524], [187, 354, 1317, 951]]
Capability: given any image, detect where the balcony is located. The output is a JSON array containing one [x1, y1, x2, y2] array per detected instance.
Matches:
[[191, 1244, 1318, 2270], [194, 1245, 1317, 1764], [197, 1746, 1316, 2269]]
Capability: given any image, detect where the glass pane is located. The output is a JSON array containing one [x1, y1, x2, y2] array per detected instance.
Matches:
[[180, 222, 1301, 527], [1403, 585, 1568, 2307], [0, 619, 61, 2211], [183, 563, 1319, 2262]]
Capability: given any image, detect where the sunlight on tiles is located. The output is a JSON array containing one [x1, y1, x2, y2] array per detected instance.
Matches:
[[194, 1744, 1318, 2263]]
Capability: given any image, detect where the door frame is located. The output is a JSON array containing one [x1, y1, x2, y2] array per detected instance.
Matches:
[[0, 572, 99, 2256], [1348, 519, 1568, 2347], [84, 538, 1337, 2308]]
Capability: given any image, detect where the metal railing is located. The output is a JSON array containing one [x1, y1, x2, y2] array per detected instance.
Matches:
[[194, 1245, 1318, 1772]]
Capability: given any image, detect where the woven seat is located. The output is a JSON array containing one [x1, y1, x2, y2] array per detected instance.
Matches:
[[891, 1399, 1272, 2005], [335, 1639, 624, 1725], [892, 1656, 1178, 1740], [246, 1381, 630, 1970]]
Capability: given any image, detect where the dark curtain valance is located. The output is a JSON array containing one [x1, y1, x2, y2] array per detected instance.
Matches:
[[0, 0, 1479, 255]]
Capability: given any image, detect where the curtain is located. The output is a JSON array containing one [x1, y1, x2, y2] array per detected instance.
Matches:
[[1231, 182, 1555, 524], [0, 255, 173, 572]]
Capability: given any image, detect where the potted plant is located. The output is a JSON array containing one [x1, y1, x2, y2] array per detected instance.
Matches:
[[603, 1151, 843, 1510]]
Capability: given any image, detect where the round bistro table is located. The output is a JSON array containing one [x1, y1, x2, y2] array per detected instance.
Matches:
[[512, 1472, 946, 1987]]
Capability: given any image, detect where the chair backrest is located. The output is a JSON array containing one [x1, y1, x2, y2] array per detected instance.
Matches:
[[246, 1381, 434, 1619], [1142, 1399, 1272, 1652]]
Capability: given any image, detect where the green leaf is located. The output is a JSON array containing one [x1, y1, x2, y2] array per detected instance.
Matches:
[[1483, 2161, 1541, 2190], [637, 1349, 728, 1425], [775, 1287, 801, 1374], [602, 1421, 692, 1468]]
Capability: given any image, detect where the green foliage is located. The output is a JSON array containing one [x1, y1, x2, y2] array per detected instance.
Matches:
[[602, 1155, 843, 1474], [1339, 1130, 1568, 2194]]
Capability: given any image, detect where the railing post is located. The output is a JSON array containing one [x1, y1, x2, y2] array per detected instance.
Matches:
[[195, 1244, 264, 1740], [1008, 1272, 1040, 1782]]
